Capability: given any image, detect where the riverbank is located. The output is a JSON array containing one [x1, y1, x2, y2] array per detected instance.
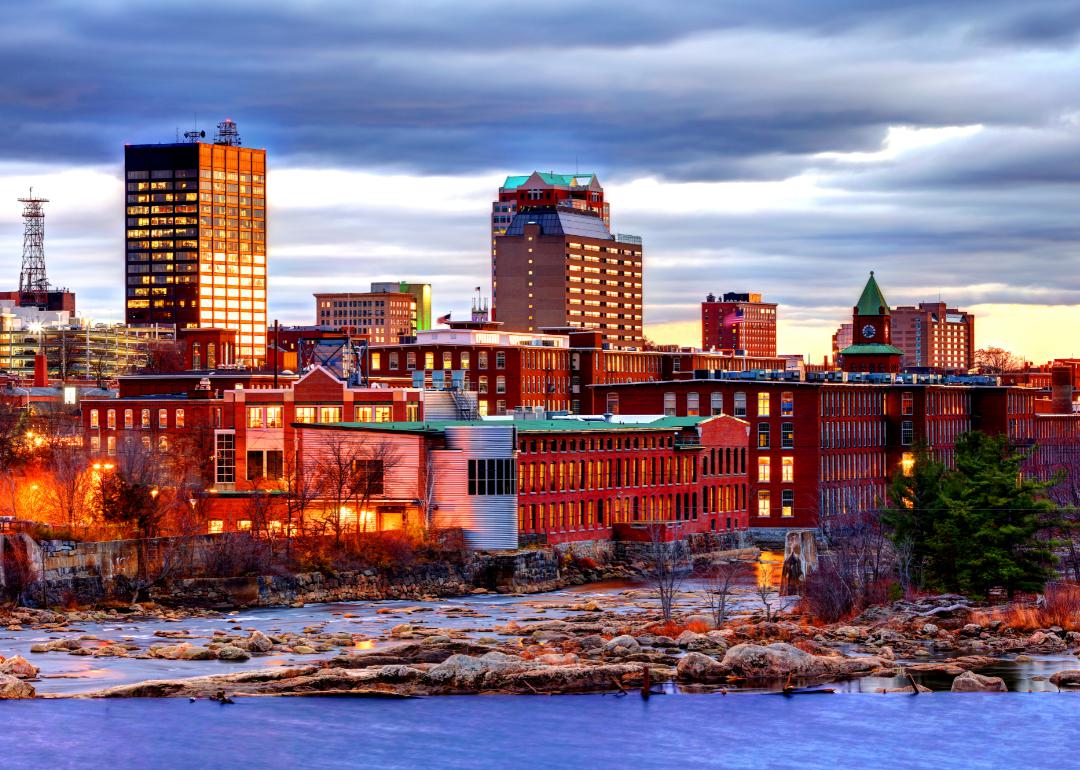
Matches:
[[3, 581, 1080, 700]]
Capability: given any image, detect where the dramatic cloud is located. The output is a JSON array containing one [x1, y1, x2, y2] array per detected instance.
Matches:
[[1, 1, 1080, 361]]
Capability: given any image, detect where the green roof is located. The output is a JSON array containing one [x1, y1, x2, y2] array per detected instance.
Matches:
[[501, 172, 597, 190], [299, 416, 713, 435], [840, 343, 903, 356], [855, 271, 891, 316]]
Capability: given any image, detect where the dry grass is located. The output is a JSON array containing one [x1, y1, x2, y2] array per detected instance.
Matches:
[[645, 618, 713, 638], [976, 582, 1080, 632]]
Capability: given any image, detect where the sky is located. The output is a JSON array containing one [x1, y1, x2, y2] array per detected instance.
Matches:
[[2, 0, 1080, 362]]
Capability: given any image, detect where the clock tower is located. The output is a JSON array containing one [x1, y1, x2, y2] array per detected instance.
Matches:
[[839, 271, 902, 373]]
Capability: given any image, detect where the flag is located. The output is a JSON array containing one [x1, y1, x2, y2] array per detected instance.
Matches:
[[474, 286, 481, 292], [437, 312, 451, 325]]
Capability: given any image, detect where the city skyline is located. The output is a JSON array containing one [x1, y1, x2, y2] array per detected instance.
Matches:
[[3, 2, 1080, 362]]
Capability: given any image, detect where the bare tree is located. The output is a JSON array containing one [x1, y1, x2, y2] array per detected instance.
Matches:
[[42, 443, 91, 530], [702, 557, 744, 628], [311, 433, 402, 545], [644, 521, 686, 622], [755, 558, 776, 622], [974, 347, 1024, 374]]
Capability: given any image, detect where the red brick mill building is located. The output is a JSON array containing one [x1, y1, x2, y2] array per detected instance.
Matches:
[[595, 371, 1035, 533], [295, 414, 749, 549]]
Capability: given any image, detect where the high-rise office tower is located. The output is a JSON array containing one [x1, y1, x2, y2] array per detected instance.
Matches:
[[701, 292, 778, 356], [124, 119, 267, 365], [491, 172, 608, 320], [492, 173, 642, 347]]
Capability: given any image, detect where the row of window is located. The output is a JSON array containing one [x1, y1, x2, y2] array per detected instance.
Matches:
[[519, 455, 698, 493], [372, 350, 507, 371], [661, 391, 796, 419], [89, 408, 184, 430]]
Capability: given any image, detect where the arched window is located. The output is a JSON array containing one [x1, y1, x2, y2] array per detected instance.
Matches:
[[192, 342, 202, 369]]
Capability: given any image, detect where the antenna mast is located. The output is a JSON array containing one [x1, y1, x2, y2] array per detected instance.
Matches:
[[17, 189, 49, 308]]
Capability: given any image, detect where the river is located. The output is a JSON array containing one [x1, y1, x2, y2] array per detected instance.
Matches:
[[4, 693, 1074, 769]]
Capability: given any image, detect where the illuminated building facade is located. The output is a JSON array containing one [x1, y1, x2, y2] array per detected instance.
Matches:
[[124, 121, 267, 365]]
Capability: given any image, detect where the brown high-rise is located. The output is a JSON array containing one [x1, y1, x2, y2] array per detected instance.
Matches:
[[492, 206, 642, 348], [890, 302, 975, 372], [124, 120, 267, 365]]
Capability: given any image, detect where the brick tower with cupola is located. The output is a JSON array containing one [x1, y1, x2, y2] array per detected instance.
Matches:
[[839, 271, 902, 374]]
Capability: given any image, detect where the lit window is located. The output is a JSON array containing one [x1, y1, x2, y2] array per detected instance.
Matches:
[[442, 352, 452, 370], [757, 392, 770, 417], [782, 456, 794, 483], [141, 409, 151, 429], [265, 406, 283, 428], [124, 409, 133, 429], [781, 489, 794, 518], [89, 409, 99, 429], [107, 409, 116, 429], [175, 409, 185, 428], [757, 490, 770, 517], [319, 406, 342, 423], [424, 352, 434, 370], [758, 457, 770, 482], [247, 407, 264, 428], [207, 520, 224, 534], [757, 423, 770, 449], [296, 407, 315, 423]]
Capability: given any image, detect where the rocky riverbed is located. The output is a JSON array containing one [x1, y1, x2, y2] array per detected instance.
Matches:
[[2, 584, 1080, 700]]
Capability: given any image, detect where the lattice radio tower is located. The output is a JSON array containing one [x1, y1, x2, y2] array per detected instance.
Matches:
[[17, 189, 50, 308]]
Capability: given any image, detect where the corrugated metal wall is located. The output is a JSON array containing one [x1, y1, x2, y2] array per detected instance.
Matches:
[[433, 425, 518, 550]]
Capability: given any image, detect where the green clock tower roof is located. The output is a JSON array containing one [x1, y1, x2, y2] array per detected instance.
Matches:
[[855, 271, 890, 316]]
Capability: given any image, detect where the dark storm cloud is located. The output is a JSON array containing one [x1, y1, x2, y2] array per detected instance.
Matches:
[[1, 0, 1077, 178]]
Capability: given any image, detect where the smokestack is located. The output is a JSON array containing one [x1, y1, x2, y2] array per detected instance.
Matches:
[[1051, 365, 1073, 413], [33, 352, 48, 388]]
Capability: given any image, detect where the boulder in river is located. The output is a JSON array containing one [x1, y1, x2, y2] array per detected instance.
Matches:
[[950, 671, 1007, 692], [0, 674, 35, 699], [676, 652, 727, 682], [216, 645, 252, 662], [0, 655, 39, 679], [1049, 670, 1080, 688]]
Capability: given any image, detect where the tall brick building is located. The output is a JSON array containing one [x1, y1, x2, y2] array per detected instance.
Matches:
[[701, 292, 777, 356]]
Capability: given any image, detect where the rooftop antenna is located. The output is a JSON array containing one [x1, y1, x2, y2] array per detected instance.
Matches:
[[183, 111, 205, 143], [214, 118, 241, 146], [17, 188, 49, 309]]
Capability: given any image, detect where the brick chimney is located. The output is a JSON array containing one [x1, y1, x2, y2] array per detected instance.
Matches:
[[1051, 365, 1073, 413]]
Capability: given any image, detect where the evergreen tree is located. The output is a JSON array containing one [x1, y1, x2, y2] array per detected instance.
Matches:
[[885, 432, 1059, 598], [935, 432, 1058, 597]]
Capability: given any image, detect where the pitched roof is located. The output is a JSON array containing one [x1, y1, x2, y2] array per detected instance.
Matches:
[[503, 209, 612, 240], [840, 343, 903, 356], [501, 172, 598, 190], [855, 271, 891, 316]]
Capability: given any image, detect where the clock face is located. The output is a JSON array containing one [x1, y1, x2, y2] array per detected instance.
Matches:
[[862, 324, 877, 339]]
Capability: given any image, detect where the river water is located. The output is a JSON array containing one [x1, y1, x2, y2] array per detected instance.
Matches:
[[4, 693, 1075, 769]]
